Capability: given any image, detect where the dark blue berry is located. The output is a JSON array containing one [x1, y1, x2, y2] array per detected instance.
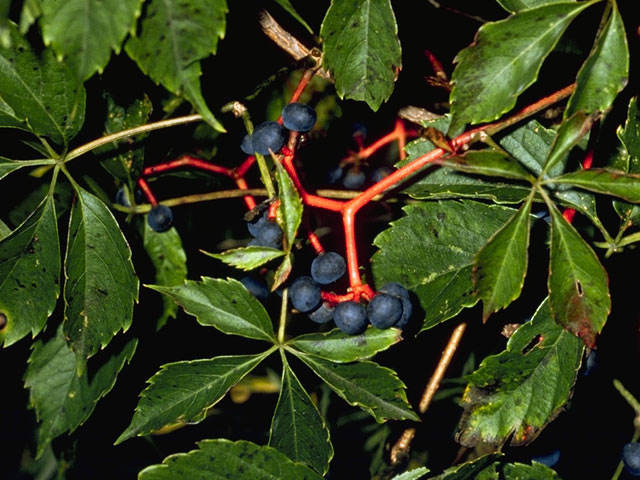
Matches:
[[282, 102, 317, 132], [252, 121, 287, 155], [311, 252, 346, 285], [290, 276, 322, 313], [532, 449, 560, 468], [115, 186, 131, 207], [147, 205, 173, 232], [308, 302, 335, 324], [367, 293, 403, 329], [240, 276, 269, 301], [583, 350, 597, 377], [370, 167, 392, 184], [241, 134, 254, 155], [343, 167, 366, 189], [623, 442, 640, 476], [247, 210, 269, 237], [254, 221, 282, 249], [334, 301, 368, 335], [327, 165, 343, 184], [351, 123, 367, 139], [379, 282, 412, 329]]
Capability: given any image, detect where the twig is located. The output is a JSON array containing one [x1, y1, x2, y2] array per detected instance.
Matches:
[[258, 10, 331, 80], [420, 322, 468, 413]]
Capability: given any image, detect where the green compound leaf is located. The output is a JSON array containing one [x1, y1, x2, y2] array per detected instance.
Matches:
[[565, 0, 629, 119], [448, 2, 593, 134], [117, 351, 271, 443], [401, 137, 532, 204], [276, 162, 303, 253], [40, 0, 143, 82], [97, 94, 153, 186], [0, 195, 60, 347], [496, 0, 574, 13], [474, 196, 533, 321], [294, 352, 419, 423], [320, 0, 401, 111], [63, 188, 138, 365], [272, 252, 293, 292], [499, 119, 561, 177], [204, 246, 285, 271], [552, 168, 640, 203], [143, 221, 187, 330], [437, 150, 535, 182], [25, 326, 137, 457], [269, 358, 333, 475], [148, 277, 276, 342], [138, 439, 324, 480], [456, 299, 584, 447], [288, 327, 402, 363], [0, 22, 86, 145], [389, 467, 430, 480], [125, 0, 227, 132], [547, 202, 610, 347], [372, 201, 517, 332], [543, 112, 594, 175], [19, 0, 42, 34]]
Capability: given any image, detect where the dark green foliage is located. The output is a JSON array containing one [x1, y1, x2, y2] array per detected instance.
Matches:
[[0, 1, 636, 478]]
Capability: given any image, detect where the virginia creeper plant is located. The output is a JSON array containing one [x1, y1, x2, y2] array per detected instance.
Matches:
[[1, 0, 639, 478]]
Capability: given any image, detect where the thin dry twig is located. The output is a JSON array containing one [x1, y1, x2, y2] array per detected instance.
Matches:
[[258, 10, 331, 80], [419, 322, 468, 413]]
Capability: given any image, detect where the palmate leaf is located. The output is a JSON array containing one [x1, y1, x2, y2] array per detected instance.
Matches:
[[547, 202, 610, 347], [372, 200, 516, 332], [499, 119, 561, 177], [0, 218, 9, 239], [40, 0, 143, 81], [448, 1, 594, 134], [0, 21, 85, 145], [269, 358, 332, 475], [320, 0, 401, 111], [125, 0, 227, 132], [204, 246, 285, 271], [142, 221, 187, 330], [148, 277, 276, 342], [293, 351, 418, 423], [287, 327, 402, 363], [564, 0, 628, 118], [436, 150, 535, 182], [474, 196, 533, 321], [25, 326, 137, 457], [63, 187, 138, 365], [402, 136, 532, 204], [456, 299, 583, 448], [138, 439, 324, 480], [117, 351, 272, 443], [552, 168, 640, 202], [0, 195, 60, 347]]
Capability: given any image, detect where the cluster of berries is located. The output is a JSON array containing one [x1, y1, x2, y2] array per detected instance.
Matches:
[[115, 186, 174, 233], [241, 102, 317, 156], [289, 252, 411, 335]]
